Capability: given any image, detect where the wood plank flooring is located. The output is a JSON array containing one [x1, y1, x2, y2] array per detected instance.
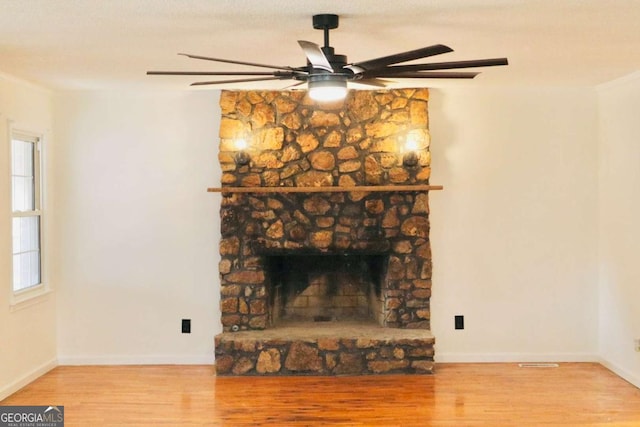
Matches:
[[2, 363, 639, 426]]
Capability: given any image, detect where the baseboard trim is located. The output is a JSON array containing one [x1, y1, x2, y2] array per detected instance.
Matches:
[[436, 352, 599, 363], [598, 358, 640, 389], [0, 358, 57, 401], [57, 354, 215, 366]]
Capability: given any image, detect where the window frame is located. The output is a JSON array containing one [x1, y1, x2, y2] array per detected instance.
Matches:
[[8, 123, 49, 307]]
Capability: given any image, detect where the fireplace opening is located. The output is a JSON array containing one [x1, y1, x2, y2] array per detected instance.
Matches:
[[264, 253, 388, 326]]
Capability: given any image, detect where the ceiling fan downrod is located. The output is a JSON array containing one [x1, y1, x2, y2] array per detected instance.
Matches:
[[312, 14, 346, 69], [313, 14, 339, 50]]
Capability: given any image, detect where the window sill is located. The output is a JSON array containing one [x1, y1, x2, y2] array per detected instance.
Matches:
[[10, 286, 53, 312]]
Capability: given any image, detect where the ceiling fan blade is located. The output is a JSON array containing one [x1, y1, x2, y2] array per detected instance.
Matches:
[[367, 58, 509, 74], [178, 53, 293, 71], [281, 81, 307, 90], [374, 71, 480, 79], [347, 44, 453, 73], [297, 41, 334, 72], [190, 76, 290, 86], [352, 78, 391, 87], [147, 71, 285, 76]]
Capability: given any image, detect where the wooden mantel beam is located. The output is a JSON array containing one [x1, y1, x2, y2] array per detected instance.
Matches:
[[207, 185, 443, 194]]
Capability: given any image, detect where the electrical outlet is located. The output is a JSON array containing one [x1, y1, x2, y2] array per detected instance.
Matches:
[[182, 319, 191, 334], [635, 339, 640, 352], [455, 315, 464, 330]]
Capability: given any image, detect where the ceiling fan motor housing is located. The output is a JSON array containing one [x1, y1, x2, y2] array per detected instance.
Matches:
[[308, 73, 347, 85], [322, 50, 347, 71]]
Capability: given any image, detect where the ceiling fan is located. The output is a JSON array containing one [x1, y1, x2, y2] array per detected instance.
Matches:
[[147, 14, 508, 102]]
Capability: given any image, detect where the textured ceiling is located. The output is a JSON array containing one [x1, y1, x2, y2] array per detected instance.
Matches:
[[1, 0, 639, 90]]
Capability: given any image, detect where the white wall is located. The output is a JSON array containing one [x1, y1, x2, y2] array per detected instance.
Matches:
[[429, 86, 599, 362], [54, 90, 221, 364], [0, 74, 57, 400], [597, 73, 640, 387], [50, 87, 603, 367]]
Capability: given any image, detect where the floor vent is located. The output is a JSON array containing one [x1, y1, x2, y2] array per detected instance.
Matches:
[[518, 363, 559, 368]]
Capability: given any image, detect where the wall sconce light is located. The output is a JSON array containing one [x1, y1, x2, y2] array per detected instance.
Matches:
[[234, 139, 250, 166], [402, 134, 420, 167]]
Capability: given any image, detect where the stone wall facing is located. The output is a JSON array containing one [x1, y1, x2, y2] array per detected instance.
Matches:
[[218, 89, 433, 332]]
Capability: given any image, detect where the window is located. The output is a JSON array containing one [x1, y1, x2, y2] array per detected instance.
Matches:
[[10, 131, 43, 294]]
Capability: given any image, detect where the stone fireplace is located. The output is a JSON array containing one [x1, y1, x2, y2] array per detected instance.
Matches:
[[214, 89, 435, 375]]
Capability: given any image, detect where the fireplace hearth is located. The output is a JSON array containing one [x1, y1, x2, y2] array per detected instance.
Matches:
[[214, 89, 435, 375]]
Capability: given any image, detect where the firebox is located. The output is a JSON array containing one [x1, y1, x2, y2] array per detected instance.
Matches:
[[265, 253, 387, 325]]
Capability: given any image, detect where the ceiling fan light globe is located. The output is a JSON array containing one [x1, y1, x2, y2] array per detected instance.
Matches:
[[309, 86, 348, 102], [308, 79, 348, 102]]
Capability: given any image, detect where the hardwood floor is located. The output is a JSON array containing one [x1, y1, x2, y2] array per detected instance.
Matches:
[[2, 363, 639, 426]]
